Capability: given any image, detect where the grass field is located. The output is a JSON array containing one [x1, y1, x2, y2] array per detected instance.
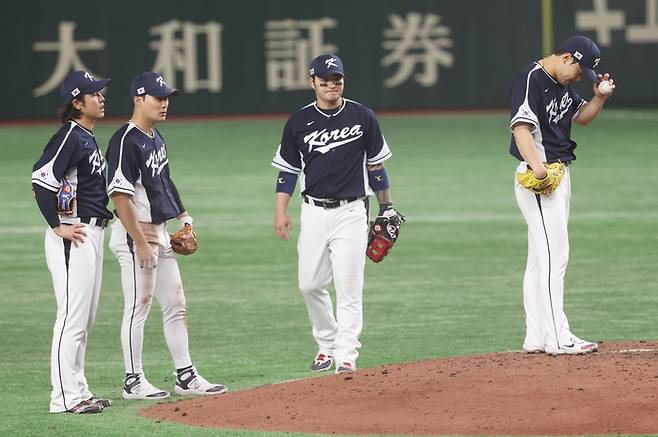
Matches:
[[0, 109, 656, 436]]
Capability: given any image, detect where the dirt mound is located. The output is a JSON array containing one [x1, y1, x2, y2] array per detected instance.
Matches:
[[142, 341, 658, 435]]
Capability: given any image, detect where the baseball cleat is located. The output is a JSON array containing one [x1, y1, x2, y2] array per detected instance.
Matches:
[[336, 361, 356, 373], [310, 353, 333, 372], [86, 396, 112, 408], [545, 336, 599, 355], [522, 343, 545, 354], [69, 400, 103, 414], [174, 367, 227, 396], [122, 373, 171, 400]]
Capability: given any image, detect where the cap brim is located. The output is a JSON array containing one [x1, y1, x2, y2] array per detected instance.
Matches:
[[151, 87, 180, 97], [315, 71, 344, 79], [582, 68, 597, 82], [85, 78, 111, 93]]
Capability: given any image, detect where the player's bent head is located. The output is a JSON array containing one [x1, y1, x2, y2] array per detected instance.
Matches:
[[556, 35, 601, 83]]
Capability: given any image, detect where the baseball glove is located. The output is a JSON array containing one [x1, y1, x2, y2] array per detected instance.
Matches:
[[169, 223, 198, 255], [516, 162, 565, 196], [57, 177, 75, 215], [367, 205, 404, 263]]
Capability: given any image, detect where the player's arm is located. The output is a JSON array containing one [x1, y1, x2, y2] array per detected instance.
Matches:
[[170, 180, 194, 228], [111, 193, 157, 269], [367, 163, 394, 213], [271, 119, 301, 241], [274, 172, 297, 241], [32, 132, 87, 245], [573, 73, 614, 126], [512, 123, 548, 179]]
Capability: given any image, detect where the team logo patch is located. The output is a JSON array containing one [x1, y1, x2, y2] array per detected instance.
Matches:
[[573, 51, 583, 60], [309, 67, 315, 75], [137, 87, 145, 95], [278, 177, 285, 184], [71, 88, 80, 97]]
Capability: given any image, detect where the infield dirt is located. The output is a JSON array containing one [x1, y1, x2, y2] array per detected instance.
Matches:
[[142, 340, 658, 435]]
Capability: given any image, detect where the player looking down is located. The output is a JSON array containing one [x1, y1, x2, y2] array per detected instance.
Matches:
[[510, 35, 614, 355]]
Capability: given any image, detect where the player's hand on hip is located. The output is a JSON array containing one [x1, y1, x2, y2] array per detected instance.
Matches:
[[136, 242, 157, 269], [274, 211, 292, 241], [54, 224, 87, 247]]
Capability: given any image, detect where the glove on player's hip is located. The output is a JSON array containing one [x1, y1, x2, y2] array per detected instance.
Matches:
[[516, 162, 565, 196], [57, 177, 75, 215]]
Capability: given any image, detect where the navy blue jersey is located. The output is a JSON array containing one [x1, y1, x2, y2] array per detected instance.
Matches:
[[106, 122, 182, 224], [32, 120, 112, 221], [272, 98, 391, 199], [509, 62, 586, 163]]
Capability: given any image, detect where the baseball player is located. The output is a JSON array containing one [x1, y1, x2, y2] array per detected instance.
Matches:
[[510, 35, 614, 355], [31, 71, 113, 414], [272, 54, 401, 373], [105, 72, 226, 399]]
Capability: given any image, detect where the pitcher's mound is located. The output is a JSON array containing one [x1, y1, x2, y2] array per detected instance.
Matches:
[[141, 341, 658, 435]]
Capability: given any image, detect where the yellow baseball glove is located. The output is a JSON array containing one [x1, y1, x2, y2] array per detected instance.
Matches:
[[516, 162, 565, 196]]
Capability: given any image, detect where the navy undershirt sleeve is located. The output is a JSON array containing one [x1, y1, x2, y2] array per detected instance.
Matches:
[[170, 180, 185, 213], [33, 184, 60, 228]]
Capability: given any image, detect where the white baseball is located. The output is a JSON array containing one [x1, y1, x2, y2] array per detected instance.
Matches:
[[598, 80, 614, 95]]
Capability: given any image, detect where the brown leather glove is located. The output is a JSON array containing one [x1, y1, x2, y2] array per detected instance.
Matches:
[[169, 223, 198, 255]]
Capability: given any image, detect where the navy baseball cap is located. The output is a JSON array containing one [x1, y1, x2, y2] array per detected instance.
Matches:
[[130, 72, 179, 97], [59, 71, 110, 104], [558, 35, 601, 82], [309, 54, 344, 79]]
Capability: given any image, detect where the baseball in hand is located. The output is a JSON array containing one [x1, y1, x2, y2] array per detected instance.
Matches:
[[598, 80, 615, 95]]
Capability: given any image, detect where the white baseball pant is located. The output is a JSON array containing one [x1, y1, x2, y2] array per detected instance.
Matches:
[[297, 198, 369, 365], [515, 163, 573, 350], [108, 221, 192, 375], [46, 224, 104, 413]]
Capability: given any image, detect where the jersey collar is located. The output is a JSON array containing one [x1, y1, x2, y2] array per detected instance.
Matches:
[[128, 121, 155, 138], [535, 61, 558, 85], [313, 98, 347, 118], [70, 120, 94, 136]]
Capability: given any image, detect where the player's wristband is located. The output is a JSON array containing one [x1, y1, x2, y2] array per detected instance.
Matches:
[[178, 215, 194, 228], [368, 167, 389, 192], [378, 202, 394, 216], [276, 171, 298, 195]]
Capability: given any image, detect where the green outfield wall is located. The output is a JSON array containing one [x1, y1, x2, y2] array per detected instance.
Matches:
[[2, 0, 657, 119]]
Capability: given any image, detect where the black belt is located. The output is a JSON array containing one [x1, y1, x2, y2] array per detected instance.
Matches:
[[303, 195, 359, 209], [80, 217, 110, 228], [527, 161, 571, 170]]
